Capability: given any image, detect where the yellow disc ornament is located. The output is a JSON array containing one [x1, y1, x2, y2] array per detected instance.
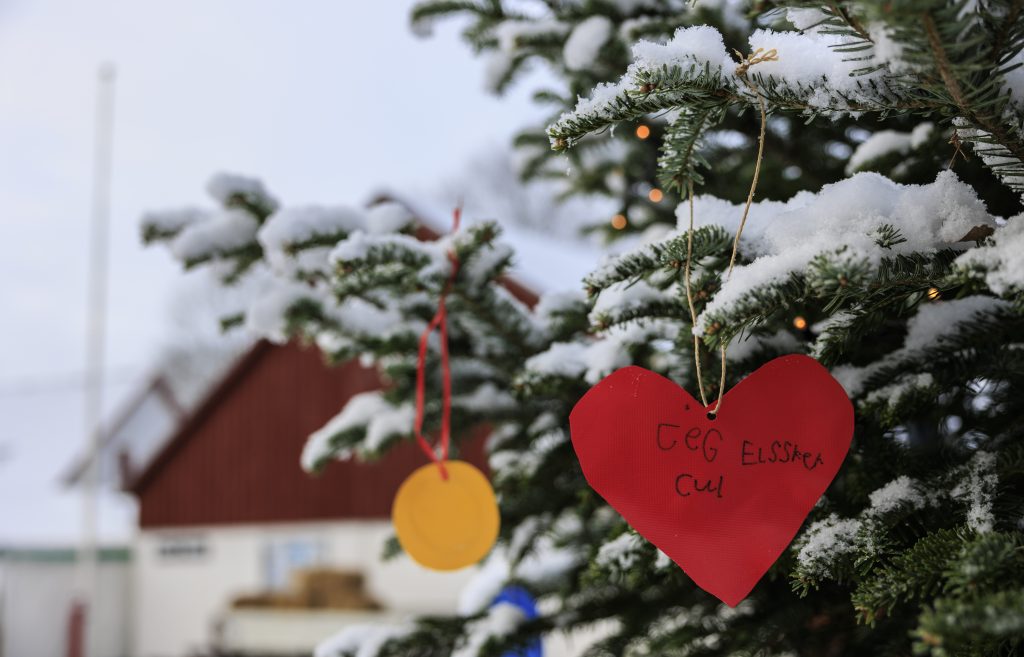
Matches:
[[392, 460, 500, 571]]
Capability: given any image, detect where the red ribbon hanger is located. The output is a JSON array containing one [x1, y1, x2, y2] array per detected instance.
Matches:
[[413, 208, 461, 480]]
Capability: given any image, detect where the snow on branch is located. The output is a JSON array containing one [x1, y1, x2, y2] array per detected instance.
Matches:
[[548, 24, 908, 150], [690, 171, 996, 335], [956, 215, 1024, 296], [302, 391, 415, 472]]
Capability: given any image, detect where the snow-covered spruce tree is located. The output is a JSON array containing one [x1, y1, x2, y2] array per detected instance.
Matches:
[[411, 0, 1022, 239], [143, 2, 1024, 657]]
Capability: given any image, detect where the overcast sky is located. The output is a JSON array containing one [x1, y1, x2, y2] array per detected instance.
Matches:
[[0, 0, 551, 544]]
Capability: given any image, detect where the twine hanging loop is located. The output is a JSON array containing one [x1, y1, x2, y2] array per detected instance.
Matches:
[[682, 49, 776, 417]]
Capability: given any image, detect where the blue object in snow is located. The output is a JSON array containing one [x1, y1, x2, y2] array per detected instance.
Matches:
[[490, 586, 543, 657]]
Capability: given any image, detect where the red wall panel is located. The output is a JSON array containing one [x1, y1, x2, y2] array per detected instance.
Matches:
[[136, 343, 487, 528]]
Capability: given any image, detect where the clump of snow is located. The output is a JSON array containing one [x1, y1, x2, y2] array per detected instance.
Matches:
[[556, 17, 903, 130], [329, 230, 449, 280], [535, 290, 585, 329], [366, 201, 414, 233], [867, 21, 912, 74], [171, 208, 261, 263], [495, 19, 568, 53], [581, 323, 654, 383], [824, 296, 1007, 402], [244, 280, 312, 343], [630, 25, 735, 75], [452, 602, 526, 657], [808, 311, 854, 356], [515, 534, 584, 585], [260, 205, 362, 244], [524, 341, 589, 378], [589, 279, 668, 325], [618, 15, 661, 43], [492, 429, 567, 479], [206, 172, 278, 211], [314, 623, 412, 657], [524, 321, 674, 384], [141, 207, 206, 237], [301, 392, 414, 470], [903, 296, 1009, 352], [463, 243, 514, 287], [595, 532, 645, 570], [744, 26, 895, 109], [364, 404, 415, 452], [340, 297, 411, 341], [314, 328, 352, 356], [510, 515, 543, 558], [454, 383, 517, 413], [747, 29, 866, 91], [795, 514, 862, 577], [556, 25, 734, 127], [951, 451, 998, 534], [564, 16, 614, 71], [865, 372, 934, 407], [458, 552, 511, 616], [829, 363, 881, 398], [486, 19, 568, 92], [483, 52, 515, 92], [258, 205, 365, 272], [847, 123, 934, 173], [683, 171, 995, 331], [556, 80, 630, 129], [957, 215, 1024, 295], [866, 475, 926, 516], [797, 453, 1000, 577], [786, 7, 830, 31]]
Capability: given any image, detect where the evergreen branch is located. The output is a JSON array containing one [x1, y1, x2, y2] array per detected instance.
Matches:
[[658, 106, 726, 192], [852, 528, 963, 625], [915, 588, 1024, 656], [921, 11, 1024, 187], [548, 64, 736, 149], [583, 226, 732, 294]]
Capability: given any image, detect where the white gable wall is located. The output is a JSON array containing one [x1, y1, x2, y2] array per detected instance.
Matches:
[[133, 520, 472, 657]]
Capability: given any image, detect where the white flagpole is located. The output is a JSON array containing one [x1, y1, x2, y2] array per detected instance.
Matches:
[[75, 61, 116, 657]]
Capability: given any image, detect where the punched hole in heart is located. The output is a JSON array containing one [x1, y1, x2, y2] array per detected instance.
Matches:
[[706, 411, 717, 421]]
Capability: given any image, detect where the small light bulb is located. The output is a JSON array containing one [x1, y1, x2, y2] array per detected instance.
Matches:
[[926, 287, 941, 301], [648, 188, 664, 203], [611, 214, 628, 230], [793, 316, 808, 330], [635, 125, 651, 139]]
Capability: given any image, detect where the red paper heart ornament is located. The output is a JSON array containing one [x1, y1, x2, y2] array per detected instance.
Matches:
[[570, 354, 854, 606]]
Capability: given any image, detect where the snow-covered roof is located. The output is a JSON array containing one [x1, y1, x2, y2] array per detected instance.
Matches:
[[63, 343, 249, 490]]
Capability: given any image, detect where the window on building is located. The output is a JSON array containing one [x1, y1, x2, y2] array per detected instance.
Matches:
[[264, 537, 324, 590]]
